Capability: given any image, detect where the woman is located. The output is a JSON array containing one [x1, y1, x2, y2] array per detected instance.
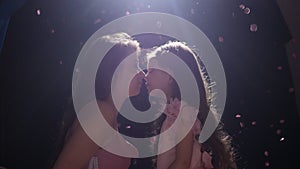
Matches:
[[145, 41, 237, 169], [52, 32, 144, 169]]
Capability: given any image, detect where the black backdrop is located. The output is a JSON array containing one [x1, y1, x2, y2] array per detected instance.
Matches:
[[1, 0, 299, 169]]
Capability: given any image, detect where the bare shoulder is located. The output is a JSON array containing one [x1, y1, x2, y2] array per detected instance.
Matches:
[[96, 100, 118, 127]]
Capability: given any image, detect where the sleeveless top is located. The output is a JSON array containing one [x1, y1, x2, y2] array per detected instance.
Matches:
[[156, 101, 214, 169]]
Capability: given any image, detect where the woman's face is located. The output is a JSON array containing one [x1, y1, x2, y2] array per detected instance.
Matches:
[[144, 58, 172, 95]]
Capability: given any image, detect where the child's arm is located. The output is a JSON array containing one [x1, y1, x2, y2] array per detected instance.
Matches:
[[52, 119, 99, 169], [167, 130, 194, 169]]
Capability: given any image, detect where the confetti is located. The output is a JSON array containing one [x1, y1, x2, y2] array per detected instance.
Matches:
[[279, 119, 285, 124], [277, 66, 283, 70], [94, 18, 102, 24], [276, 129, 282, 135], [36, 9, 41, 16], [264, 150, 269, 157], [235, 114, 241, 118], [250, 24, 258, 32], [289, 87, 295, 93], [240, 122, 244, 128], [239, 4, 245, 10], [218, 36, 224, 42], [243, 8, 251, 14]]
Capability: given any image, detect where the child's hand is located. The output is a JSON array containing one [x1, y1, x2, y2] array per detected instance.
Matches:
[[165, 98, 181, 119]]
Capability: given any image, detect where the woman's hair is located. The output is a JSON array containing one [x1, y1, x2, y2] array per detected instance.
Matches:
[[95, 32, 140, 100], [147, 41, 237, 169]]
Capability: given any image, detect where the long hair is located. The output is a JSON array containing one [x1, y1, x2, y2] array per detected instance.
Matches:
[[147, 41, 237, 169]]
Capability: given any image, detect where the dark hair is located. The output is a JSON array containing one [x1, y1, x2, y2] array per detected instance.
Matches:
[[147, 41, 237, 169], [47, 32, 140, 168], [95, 33, 140, 100]]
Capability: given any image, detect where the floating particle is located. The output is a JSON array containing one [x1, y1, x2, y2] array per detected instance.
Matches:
[[280, 137, 285, 142], [147, 4, 151, 8], [125, 11, 130, 15], [292, 53, 297, 59], [218, 36, 224, 42], [264, 150, 269, 157], [276, 129, 282, 135], [289, 87, 295, 93], [94, 18, 101, 24], [239, 122, 244, 128], [126, 125, 131, 129], [277, 66, 283, 70], [279, 119, 285, 124], [265, 162, 270, 167], [51, 29, 55, 34], [251, 121, 256, 126], [243, 7, 251, 14], [59, 60, 63, 65], [36, 9, 41, 16], [235, 114, 241, 118], [75, 68, 80, 73], [239, 4, 245, 9], [250, 24, 258, 32]]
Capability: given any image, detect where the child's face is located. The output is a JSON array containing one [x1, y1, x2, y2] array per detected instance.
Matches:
[[112, 52, 143, 96], [145, 58, 172, 95]]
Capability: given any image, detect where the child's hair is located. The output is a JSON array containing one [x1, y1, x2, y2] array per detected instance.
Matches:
[[95, 32, 140, 100], [47, 32, 141, 168], [148, 41, 237, 169]]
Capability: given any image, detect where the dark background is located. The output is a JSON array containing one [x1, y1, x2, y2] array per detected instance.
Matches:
[[1, 0, 300, 169]]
